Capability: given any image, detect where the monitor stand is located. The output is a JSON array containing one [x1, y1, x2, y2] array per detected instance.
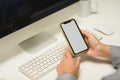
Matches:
[[19, 26, 59, 54]]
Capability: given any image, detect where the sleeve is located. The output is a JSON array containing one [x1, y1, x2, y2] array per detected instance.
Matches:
[[109, 45, 120, 68], [102, 46, 120, 80], [56, 74, 77, 80]]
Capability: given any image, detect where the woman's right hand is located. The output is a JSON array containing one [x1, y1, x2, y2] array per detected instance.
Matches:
[[81, 30, 111, 59]]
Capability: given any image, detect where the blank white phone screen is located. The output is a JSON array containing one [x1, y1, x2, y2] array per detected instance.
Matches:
[[62, 20, 87, 54]]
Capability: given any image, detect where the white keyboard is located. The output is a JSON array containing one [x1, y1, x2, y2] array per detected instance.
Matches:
[[19, 29, 103, 80], [19, 41, 66, 80]]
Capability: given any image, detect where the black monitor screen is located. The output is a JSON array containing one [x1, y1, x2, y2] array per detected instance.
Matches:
[[0, 0, 78, 38]]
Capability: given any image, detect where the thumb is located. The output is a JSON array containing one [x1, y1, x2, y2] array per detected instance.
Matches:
[[75, 57, 81, 69]]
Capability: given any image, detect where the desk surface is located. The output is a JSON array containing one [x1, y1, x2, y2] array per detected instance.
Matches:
[[1, 0, 120, 80]]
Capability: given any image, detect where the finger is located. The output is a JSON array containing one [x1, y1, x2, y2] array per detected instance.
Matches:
[[81, 30, 90, 47], [56, 64, 63, 76], [56, 64, 60, 71], [62, 51, 67, 61], [65, 47, 72, 59], [63, 54, 66, 59], [56, 64, 61, 72], [81, 30, 92, 38], [60, 58, 64, 65], [57, 60, 64, 70], [64, 47, 69, 58], [75, 57, 81, 69], [84, 37, 89, 46]]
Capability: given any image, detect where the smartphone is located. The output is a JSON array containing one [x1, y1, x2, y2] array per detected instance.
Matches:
[[60, 19, 88, 56]]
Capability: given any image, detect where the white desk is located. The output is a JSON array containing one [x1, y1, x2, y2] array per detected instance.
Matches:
[[1, 0, 120, 80]]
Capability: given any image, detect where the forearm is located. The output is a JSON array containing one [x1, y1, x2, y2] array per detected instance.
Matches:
[[97, 43, 111, 59], [56, 74, 77, 80], [99, 45, 120, 68]]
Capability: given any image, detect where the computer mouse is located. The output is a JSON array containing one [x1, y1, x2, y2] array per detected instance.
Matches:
[[94, 25, 113, 35]]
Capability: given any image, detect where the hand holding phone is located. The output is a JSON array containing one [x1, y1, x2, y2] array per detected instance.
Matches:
[[60, 19, 88, 56]]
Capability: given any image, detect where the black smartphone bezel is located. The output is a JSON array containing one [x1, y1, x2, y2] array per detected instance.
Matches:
[[60, 19, 89, 55]]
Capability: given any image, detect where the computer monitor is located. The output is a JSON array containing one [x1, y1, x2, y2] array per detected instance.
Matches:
[[0, 0, 79, 52]]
